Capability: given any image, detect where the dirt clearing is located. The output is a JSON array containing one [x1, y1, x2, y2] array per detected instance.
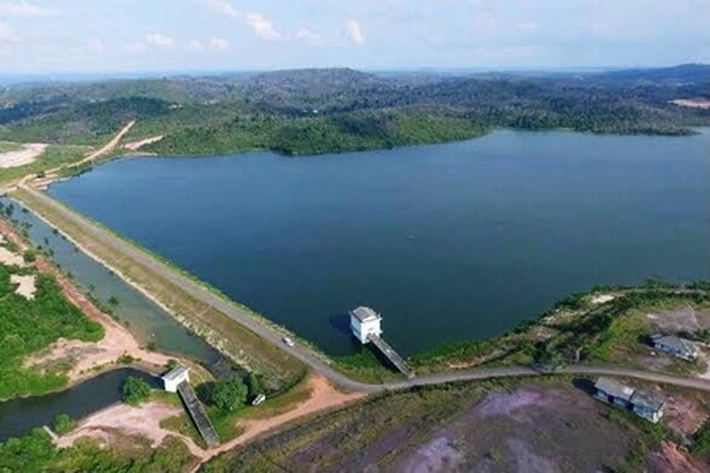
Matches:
[[646, 306, 710, 333], [0, 143, 48, 168], [10, 273, 36, 299], [0, 245, 25, 266], [670, 98, 710, 109], [124, 135, 163, 151]]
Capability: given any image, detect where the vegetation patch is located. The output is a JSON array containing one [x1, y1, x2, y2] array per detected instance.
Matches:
[[0, 262, 104, 400], [0, 428, 197, 473]]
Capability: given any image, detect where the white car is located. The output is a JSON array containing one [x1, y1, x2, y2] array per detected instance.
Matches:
[[282, 336, 294, 347]]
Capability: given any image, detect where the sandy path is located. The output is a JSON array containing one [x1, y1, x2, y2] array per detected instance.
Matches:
[[0, 245, 25, 266], [124, 135, 163, 151], [0, 143, 48, 168], [10, 273, 36, 299]]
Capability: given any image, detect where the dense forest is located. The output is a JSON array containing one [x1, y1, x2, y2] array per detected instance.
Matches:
[[0, 260, 103, 400], [0, 64, 708, 156]]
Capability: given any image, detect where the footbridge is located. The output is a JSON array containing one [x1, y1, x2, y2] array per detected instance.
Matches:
[[177, 381, 220, 447], [368, 334, 414, 378]]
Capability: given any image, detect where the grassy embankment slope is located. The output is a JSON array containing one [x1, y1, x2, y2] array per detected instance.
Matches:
[[0, 246, 103, 401]]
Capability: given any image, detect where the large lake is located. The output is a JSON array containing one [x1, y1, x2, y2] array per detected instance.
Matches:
[[50, 130, 710, 356]]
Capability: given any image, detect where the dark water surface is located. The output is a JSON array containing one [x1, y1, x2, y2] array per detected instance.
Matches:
[[0, 368, 156, 442], [49, 130, 710, 356]]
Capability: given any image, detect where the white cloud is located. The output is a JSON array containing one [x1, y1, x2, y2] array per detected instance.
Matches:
[[125, 41, 146, 53], [204, 0, 238, 19], [86, 38, 106, 53], [188, 39, 204, 51], [0, 1, 56, 17], [209, 37, 229, 51], [345, 20, 365, 46], [517, 22, 539, 31], [246, 12, 280, 40], [295, 28, 321, 46], [146, 33, 175, 48], [0, 22, 19, 43]]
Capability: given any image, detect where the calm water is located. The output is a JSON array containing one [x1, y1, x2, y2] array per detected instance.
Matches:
[[0, 199, 221, 366], [0, 368, 156, 442], [49, 130, 710, 356]]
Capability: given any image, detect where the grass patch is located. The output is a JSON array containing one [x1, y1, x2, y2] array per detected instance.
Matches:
[[0, 141, 21, 153]]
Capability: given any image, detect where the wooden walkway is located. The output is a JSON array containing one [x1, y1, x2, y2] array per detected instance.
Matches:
[[177, 381, 220, 447], [368, 334, 414, 378]]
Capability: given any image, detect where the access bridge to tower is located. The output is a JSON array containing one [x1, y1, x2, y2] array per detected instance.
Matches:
[[349, 306, 414, 378]]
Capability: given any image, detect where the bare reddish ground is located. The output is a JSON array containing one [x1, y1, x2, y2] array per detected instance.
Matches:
[[648, 441, 707, 473]]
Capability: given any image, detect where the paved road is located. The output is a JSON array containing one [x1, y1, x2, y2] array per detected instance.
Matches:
[[16, 186, 710, 396]]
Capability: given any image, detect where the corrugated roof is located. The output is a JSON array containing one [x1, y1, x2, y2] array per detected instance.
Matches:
[[350, 306, 380, 323], [651, 335, 696, 356], [163, 365, 189, 381], [594, 377, 634, 401], [630, 390, 665, 412]]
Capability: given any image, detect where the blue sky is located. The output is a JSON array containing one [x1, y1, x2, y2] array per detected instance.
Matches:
[[0, 0, 708, 73]]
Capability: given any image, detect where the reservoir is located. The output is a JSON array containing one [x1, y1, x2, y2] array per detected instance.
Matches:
[[0, 368, 156, 442], [49, 130, 710, 356]]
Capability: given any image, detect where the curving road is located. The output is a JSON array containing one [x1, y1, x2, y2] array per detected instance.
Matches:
[[12, 122, 710, 396]]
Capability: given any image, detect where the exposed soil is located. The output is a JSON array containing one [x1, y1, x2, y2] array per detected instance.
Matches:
[[646, 306, 710, 333], [10, 273, 36, 299], [664, 394, 710, 436], [670, 98, 710, 109], [124, 135, 163, 151], [55, 401, 204, 457], [392, 385, 639, 473], [648, 441, 708, 473], [0, 245, 25, 266], [0, 143, 47, 168]]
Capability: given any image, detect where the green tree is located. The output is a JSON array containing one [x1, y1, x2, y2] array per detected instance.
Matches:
[[22, 249, 36, 264], [52, 414, 76, 435], [122, 376, 151, 406], [246, 373, 262, 400], [210, 376, 248, 411]]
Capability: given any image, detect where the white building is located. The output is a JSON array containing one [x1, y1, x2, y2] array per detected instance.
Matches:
[[162, 365, 190, 392], [350, 306, 383, 344]]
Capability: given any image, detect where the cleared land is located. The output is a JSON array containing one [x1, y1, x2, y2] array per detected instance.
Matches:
[[0, 143, 47, 168], [201, 378, 710, 472]]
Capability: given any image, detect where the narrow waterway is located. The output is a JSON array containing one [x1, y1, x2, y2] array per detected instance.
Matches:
[[0, 197, 221, 366], [0, 368, 156, 442]]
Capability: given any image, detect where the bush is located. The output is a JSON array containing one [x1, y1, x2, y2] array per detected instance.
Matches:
[[52, 414, 76, 435], [210, 376, 248, 411], [122, 376, 151, 406], [246, 373, 263, 400], [22, 250, 36, 263]]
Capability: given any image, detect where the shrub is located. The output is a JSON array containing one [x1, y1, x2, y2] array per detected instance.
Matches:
[[52, 414, 76, 435], [121, 376, 151, 406]]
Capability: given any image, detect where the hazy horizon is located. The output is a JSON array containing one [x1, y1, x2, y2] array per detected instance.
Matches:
[[1, 0, 709, 74]]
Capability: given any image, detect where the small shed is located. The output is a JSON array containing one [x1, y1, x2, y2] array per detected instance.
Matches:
[[630, 390, 665, 423], [594, 377, 634, 408], [349, 306, 383, 344], [650, 334, 698, 361], [162, 365, 190, 393]]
